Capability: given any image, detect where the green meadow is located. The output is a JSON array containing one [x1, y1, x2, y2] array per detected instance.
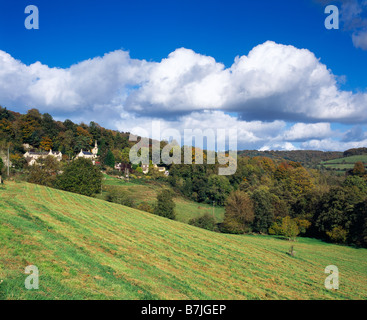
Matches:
[[99, 174, 225, 223], [321, 155, 367, 171], [1, 181, 367, 300]]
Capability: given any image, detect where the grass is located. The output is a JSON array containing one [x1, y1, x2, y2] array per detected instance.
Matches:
[[98, 174, 225, 223], [1, 181, 367, 300], [321, 155, 367, 171]]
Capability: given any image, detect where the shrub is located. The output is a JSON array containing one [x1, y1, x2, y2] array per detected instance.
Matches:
[[222, 190, 254, 234], [189, 213, 216, 231], [106, 187, 135, 208], [326, 226, 348, 244], [137, 202, 153, 213], [153, 189, 176, 220], [56, 158, 103, 197], [269, 216, 300, 241]]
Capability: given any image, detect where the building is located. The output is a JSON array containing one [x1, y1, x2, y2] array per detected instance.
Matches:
[[24, 149, 62, 166], [75, 141, 99, 164]]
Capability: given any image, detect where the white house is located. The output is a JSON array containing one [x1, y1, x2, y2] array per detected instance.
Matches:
[[24, 149, 62, 166], [75, 141, 99, 164]]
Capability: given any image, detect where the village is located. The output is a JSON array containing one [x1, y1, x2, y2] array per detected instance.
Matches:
[[21, 140, 169, 177]]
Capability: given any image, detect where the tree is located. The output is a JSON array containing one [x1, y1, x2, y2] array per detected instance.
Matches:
[[10, 154, 27, 169], [40, 136, 53, 151], [251, 187, 274, 233], [106, 186, 135, 208], [104, 150, 115, 168], [55, 158, 103, 197], [207, 174, 232, 206], [222, 190, 254, 234], [269, 216, 300, 241], [189, 213, 216, 231], [352, 161, 366, 176], [27, 156, 61, 187], [0, 157, 4, 184], [326, 226, 348, 244], [153, 189, 176, 220]]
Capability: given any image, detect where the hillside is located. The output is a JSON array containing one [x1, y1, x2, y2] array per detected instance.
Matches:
[[238, 150, 343, 167], [320, 154, 367, 172], [100, 174, 225, 223], [1, 182, 367, 300]]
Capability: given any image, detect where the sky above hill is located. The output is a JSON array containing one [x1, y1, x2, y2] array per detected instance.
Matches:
[[0, 0, 367, 151]]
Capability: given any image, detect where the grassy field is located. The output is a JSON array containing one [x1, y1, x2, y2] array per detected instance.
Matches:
[[321, 155, 367, 171], [1, 182, 367, 300], [99, 174, 225, 223]]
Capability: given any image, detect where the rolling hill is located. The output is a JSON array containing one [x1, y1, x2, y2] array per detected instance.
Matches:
[[1, 181, 367, 300], [320, 154, 367, 172], [99, 174, 225, 223]]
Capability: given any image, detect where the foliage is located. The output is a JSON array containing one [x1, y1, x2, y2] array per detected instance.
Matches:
[[326, 226, 348, 244], [10, 154, 26, 169], [269, 216, 304, 241], [352, 161, 366, 176], [55, 158, 103, 197], [222, 190, 254, 234], [104, 150, 115, 168], [189, 213, 216, 231], [251, 187, 274, 233], [27, 156, 61, 187], [153, 189, 176, 220], [105, 186, 135, 208], [137, 202, 153, 213]]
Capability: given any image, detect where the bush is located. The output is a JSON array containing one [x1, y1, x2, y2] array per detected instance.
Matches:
[[326, 226, 348, 244], [269, 216, 300, 241], [137, 202, 153, 213], [153, 189, 176, 220], [106, 187, 135, 208], [189, 213, 216, 231], [27, 156, 61, 187], [222, 190, 254, 234], [56, 158, 103, 197]]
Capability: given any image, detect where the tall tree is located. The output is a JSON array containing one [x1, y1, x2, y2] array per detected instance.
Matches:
[[55, 158, 103, 197], [104, 150, 115, 168], [222, 190, 254, 234], [153, 189, 176, 220]]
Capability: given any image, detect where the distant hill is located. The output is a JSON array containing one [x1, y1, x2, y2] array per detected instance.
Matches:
[[321, 154, 367, 172], [238, 150, 343, 167], [1, 181, 366, 299]]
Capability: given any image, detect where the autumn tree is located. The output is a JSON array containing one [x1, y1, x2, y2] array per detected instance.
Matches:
[[40, 136, 53, 151], [352, 161, 366, 176], [27, 156, 61, 187], [222, 190, 254, 234]]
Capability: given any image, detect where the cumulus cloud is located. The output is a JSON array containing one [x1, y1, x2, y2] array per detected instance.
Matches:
[[0, 41, 366, 151], [114, 110, 286, 150], [301, 137, 367, 151], [283, 123, 333, 141]]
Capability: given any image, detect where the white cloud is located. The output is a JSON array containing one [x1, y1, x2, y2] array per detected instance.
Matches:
[[301, 138, 367, 151], [0, 41, 367, 151], [283, 123, 333, 141], [352, 31, 367, 49], [114, 110, 286, 150], [125, 41, 367, 123]]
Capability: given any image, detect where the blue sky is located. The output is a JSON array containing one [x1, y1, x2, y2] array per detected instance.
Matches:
[[0, 0, 367, 151]]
